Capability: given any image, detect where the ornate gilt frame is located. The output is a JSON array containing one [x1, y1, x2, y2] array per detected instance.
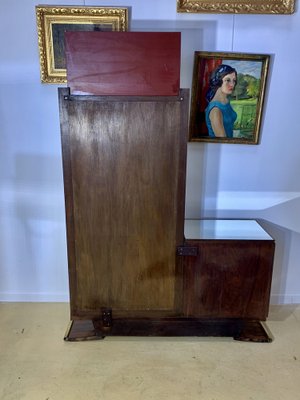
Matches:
[[177, 0, 295, 14], [36, 5, 129, 84]]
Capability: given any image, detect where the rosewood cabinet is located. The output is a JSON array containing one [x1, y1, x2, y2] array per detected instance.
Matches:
[[182, 219, 275, 341], [59, 88, 275, 342]]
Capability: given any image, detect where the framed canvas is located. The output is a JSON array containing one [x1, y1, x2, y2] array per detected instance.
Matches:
[[189, 52, 270, 144], [177, 0, 295, 14], [36, 5, 129, 84]]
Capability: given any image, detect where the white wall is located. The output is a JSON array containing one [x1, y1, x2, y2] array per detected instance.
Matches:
[[0, 0, 299, 303]]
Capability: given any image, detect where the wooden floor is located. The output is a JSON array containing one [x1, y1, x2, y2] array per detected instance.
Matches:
[[1, 302, 300, 400]]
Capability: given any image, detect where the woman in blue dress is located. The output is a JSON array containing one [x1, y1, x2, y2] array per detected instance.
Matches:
[[205, 64, 237, 138]]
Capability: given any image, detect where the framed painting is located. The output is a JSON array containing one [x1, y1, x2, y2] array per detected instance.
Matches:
[[36, 5, 129, 84], [177, 0, 295, 14], [189, 52, 270, 144]]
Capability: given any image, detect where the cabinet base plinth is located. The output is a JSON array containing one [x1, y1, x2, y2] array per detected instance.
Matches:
[[64, 318, 273, 342], [233, 321, 273, 342], [64, 320, 104, 341]]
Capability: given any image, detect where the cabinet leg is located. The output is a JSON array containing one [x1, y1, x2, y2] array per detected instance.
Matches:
[[64, 320, 105, 341], [234, 321, 273, 343]]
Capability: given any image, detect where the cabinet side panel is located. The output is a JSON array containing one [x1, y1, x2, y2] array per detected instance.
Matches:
[[58, 88, 77, 316]]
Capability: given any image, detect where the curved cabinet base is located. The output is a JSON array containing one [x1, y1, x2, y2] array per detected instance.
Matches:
[[64, 318, 272, 343]]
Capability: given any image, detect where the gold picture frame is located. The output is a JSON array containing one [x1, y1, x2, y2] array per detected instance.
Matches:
[[189, 52, 270, 144], [177, 0, 295, 14], [36, 5, 129, 84]]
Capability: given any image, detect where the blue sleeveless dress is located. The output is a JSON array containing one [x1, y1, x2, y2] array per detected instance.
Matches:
[[205, 101, 237, 138]]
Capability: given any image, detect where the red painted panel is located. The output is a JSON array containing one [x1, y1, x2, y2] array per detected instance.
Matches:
[[65, 32, 181, 96]]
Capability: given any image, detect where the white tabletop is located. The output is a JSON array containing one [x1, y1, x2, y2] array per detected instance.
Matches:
[[184, 219, 273, 241]]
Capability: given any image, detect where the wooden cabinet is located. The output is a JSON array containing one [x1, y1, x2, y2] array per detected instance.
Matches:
[[182, 220, 275, 333], [59, 88, 275, 342]]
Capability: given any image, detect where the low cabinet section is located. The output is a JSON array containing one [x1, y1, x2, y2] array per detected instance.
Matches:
[[182, 219, 275, 342]]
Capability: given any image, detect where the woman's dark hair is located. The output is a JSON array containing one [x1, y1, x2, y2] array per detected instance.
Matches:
[[205, 64, 237, 102]]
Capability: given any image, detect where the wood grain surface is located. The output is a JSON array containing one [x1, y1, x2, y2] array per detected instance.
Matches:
[[59, 89, 189, 318], [65, 32, 181, 96]]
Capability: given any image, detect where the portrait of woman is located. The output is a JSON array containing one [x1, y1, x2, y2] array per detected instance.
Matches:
[[205, 64, 237, 138], [189, 52, 270, 144]]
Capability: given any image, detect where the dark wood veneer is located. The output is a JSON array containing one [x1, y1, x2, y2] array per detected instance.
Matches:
[[183, 239, 275, 320], [59, 88, 188, 320], [59, 88, 275, 342]]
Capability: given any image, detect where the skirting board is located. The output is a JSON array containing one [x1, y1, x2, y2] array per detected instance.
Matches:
[[0, 292, 69, 302], [270, 294, 300, 305]]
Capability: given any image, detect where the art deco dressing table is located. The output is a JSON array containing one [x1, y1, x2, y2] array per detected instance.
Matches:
[[59, 31, 275, 342]]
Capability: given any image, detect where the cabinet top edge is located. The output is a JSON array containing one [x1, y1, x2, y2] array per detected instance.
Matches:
[[184, 219, 274, 241]]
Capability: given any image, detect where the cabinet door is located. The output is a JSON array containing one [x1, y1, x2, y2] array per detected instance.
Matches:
[[183, 240, 274, 320], [59, 89, 188, 318]]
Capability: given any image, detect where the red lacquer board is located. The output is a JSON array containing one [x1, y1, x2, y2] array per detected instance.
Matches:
[[65, 31, 181, 96]]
